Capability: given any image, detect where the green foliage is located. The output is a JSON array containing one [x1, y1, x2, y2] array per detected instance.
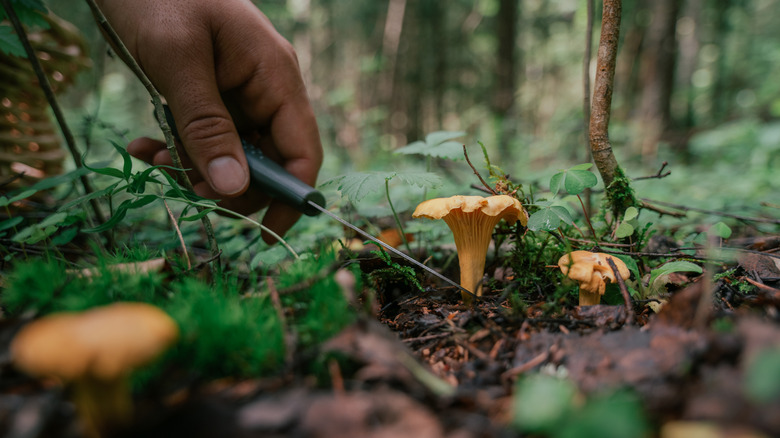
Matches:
[[604, 166, 638, 216], [322, 171, 442, 204], [513, 373, 649, 438], [394, 131, 466, 160], [615, 206, 639, 239], [527, 202, 573, 232], [1, 248, 355, 381], [549, 163, 598, 197], [0, 0, 49, 56], [368, 248, 424, 294], [744, 348, 780, 403], [165, 278, 284, 377]]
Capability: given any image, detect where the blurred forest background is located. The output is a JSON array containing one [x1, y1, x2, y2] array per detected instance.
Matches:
[[26, 0, 780, 222]]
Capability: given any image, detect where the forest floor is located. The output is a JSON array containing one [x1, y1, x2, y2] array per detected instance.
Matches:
[[1, 232, 779, 438]]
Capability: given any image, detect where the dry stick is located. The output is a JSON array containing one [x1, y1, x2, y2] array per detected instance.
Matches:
[[1, 0, 111, 247], [641, 198, 780, 225], [589, 0, 636, 214], [463, 145, 497, 195], [162, 198, 192, 270], [85, 0, 221, 267], [607, 257, 634, 325]]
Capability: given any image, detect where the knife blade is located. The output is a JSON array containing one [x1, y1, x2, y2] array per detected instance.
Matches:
[[159, 105, 473, 298]]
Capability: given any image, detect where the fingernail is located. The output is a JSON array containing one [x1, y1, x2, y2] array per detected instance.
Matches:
[[207, 156, 247, 195]]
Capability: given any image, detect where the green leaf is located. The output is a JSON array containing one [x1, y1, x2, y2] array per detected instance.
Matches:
[[513, 375, 577, 433], [623, 206, 639, 221], [649, 260, 702, 287], [615, 222, 635, 238], [25, 167, 91, 192], [425, 131, 465, 146], [744, 348, 780, 403], [110, 141, 134, 180], [549, 172, 563, 196], [709, 221, 732, 239], [324, 171, 441, 203], [563, 169, 598, 195], [58, 182, 120, 211], [527, 206, 572, 231], [570, 163, 594, 171], [612, 253, 640, 281], [50, 226, 79, 246], [0, 26, 24, 57], [83, 158, 126, 180], [179, 207, 216, 222], [0, 189, 38, 208], [0, 216, 23, 232]]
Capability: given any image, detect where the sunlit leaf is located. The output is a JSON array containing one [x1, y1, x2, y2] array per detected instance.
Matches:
[[615, 222, 634, 238]]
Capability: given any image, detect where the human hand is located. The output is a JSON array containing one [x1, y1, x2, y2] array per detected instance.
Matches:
[[96, 0, 323, 243]]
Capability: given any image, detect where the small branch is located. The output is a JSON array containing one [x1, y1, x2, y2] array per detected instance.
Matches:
[[640, 200, 687, 218], [162, 198, 191, 270], [576, 194, 597, 238], [463, 145, 497, 195], [641, 198, 780, 224], [1, 0, 110, 245], [633, 161, 671, 181], [607, 257, 634, 325]]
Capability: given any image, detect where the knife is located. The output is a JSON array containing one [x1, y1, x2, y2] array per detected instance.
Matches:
[[159, 105, 472, 298]]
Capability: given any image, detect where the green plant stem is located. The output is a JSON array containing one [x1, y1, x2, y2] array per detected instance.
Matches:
[[159, 196, 299, 260], [85, 0, 221, 268], [385, 178, 412, 254], [1, 0, 111, 250], [576, 194, 597, 239]]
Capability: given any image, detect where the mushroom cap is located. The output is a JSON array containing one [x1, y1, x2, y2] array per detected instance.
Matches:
[[11, 302, 179, 381], [412, 195, 528, 226], [558, 251, 630, 295]]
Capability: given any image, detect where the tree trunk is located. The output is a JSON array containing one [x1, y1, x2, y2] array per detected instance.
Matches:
[[589, 0, 637, 216], [636, 0, 682, 163]]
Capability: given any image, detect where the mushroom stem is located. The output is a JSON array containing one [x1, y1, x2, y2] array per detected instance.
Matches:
[[445, 212, 500, 303], [578, 290, 602, 306], [72, 376, 132, 438]]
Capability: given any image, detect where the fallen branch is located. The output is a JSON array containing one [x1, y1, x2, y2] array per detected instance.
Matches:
[[463, 145, 497, 195], [641, 198, 780, 224], [607, 257, 634, 325]]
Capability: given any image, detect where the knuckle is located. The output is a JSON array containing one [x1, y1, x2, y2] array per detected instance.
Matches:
[[179, 115, 234, 150]]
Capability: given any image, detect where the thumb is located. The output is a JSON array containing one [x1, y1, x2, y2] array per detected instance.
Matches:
[[166, 81, 249, 197]]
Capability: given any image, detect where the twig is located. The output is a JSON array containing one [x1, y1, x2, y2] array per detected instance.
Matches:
[[641, 198, 780, 224], [607, 257, 634, 325], [1, 0, 110, 247], [641, 200, 687, 218], [85, 0, 221, 266], [402, 332, 451, 344], [162, 198, 191, 270], [463, 145, 497, 195], [501, 349, 549, 381], [633, 161, 671, 181]]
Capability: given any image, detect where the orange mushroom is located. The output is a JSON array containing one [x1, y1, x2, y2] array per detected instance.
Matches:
[[11, 302, 179, 438], [413, 195, 528, 303], [557, 251, 630, 305]]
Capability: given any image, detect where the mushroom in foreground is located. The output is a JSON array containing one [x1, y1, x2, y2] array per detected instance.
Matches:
[[413, 195, 528, 303], [11, 302, 179, 438], [557, 251, 630, 305]]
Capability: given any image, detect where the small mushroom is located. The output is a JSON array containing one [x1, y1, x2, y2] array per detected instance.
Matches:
[[11, 302, 179, 438], [558, 251, 630, 305], [413, 195, 528, 303]]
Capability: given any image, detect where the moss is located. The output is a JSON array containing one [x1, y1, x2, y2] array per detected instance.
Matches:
[[605, 166, 638, 217]]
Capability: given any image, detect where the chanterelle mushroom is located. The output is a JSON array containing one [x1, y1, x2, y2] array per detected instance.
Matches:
[[11, 302, 179, 438], [413, 195, 527, 303], [558, 251, 630, 306]]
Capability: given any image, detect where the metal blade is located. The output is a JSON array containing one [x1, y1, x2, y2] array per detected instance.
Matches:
[[307, 200, 472, 297]]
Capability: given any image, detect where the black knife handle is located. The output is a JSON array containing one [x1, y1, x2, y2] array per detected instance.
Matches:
[[160, 105, 324, 216]]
